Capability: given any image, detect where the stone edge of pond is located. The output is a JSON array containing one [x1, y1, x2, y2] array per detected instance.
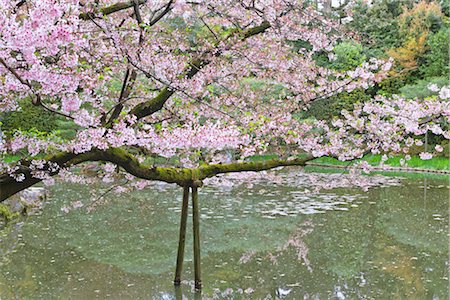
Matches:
[[306, 162, 450, 175], [1, 187, 47, 228]]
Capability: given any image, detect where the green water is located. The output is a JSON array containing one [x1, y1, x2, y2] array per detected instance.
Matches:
[[0, 169, 448, 299]]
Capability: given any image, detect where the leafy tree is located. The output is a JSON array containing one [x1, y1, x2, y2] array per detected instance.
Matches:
[[348, 0, 408, 55], [348, 0, 447, 96], [387, 33, 428, 74], [420, 27, 450, 77], [387, 0, 445, 77]]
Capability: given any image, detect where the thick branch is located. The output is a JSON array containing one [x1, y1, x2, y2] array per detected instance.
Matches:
[[128, 57, 206, 118], [149, 0, 174, 26], [79, 0, 147, 20], [0, 148, 189, 202], [243, 21, 270, 39], [0, 152, 78, 201], [1, 147, 313, 202], [197, 155, 313, 180], [128, 21, 272, 120]]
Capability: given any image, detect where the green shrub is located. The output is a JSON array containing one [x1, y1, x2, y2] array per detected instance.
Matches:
[[377, 75, 408, 97], [420, 27, 449, 78], [331, 42, 366, 71], [440, 0, 450, 16], [304, 89, 372, 120], [399, 76, 448, 99], [0, 100, 60, 136]]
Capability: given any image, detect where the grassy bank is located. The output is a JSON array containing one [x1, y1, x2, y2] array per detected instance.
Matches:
[[2, 153, 448, 173], [311, 154, 449, 171], [247, 153, 449, 176], [303, 165, 449, 180]]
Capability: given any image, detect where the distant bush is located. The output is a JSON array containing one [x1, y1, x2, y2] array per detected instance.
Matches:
[[399, 76, 448, 99], [0, 100, 60, 136], [376, 75, 408, 97], [420, 27, 449, 78], [304, 89, 372, 120], [331, 42, 366, 71]]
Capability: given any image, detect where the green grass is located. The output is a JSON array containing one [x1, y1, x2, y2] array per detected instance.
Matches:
[[312, 154, 449, 171], [247, 154, 449, 171], [2, 155, 21, 163]]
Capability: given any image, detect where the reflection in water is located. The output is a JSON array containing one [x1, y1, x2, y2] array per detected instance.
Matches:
[[0, 169, 448, 299]]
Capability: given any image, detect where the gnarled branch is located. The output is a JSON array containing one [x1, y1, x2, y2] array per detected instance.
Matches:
[[79, 0, 147, 20], [128, 21, 272, 120], [0, 147, 313, 202]]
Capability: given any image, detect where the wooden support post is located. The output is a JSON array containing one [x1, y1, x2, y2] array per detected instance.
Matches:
[[174, 285, 183, 300], [191, 185, 202, 290], [174, 185, 190, 285]]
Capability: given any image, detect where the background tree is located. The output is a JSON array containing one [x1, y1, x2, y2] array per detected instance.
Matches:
[[387, 0, 444, 76], [348, 0, 448, 94]]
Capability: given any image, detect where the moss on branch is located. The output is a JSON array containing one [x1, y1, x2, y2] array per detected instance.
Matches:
[[197, 156, 313, 180], [79, 0, 146, 20], [129, 87, 174, 120], [0, 204, 19, 223], [1, 146, 313, 202], [129, 21, 273, 120], [242, 21, 271, 38]]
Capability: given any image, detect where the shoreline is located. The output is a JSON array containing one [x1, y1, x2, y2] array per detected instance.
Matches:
[[306, 162, 450, 175]]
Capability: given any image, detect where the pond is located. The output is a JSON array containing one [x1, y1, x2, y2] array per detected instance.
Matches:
[[0, 168, 448, 299]]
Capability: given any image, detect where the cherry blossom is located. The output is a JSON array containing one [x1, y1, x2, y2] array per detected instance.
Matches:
[[0, 0, 447, 201]]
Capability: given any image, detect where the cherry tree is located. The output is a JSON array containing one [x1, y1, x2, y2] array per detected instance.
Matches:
[[0, 0, 448, 289]]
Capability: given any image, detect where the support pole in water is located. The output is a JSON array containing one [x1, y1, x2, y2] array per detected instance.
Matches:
[[191, 185, 202, 290], [174, 185, 190, 285]]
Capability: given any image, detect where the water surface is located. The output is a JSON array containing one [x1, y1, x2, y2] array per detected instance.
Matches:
[[0, 169, 448, 299]]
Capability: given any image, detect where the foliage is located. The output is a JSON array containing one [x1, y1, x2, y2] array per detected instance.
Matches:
[[330, 42, 366, 71], [387, 0, 445, 77], [376, 75, 409, 97], [387, 33, 428, 74], [304, 89, 372, 120], [348, 0, 407, 52], [397, 0, 444, 37], [439, 0, 450, 16], [312, 154, 449, 170], [313, 41, 366, 71], [420, 27, 450, 77], [53, 119, 80, 141], [399, 76, 448, 99], [349, 0, 447, 82], [0, 101, 60, 136]]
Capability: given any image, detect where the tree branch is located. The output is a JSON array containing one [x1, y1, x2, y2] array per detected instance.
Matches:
[[148, 0, 173, 26], [106, 69, 137, 125], [0, 147, 314, 202], [128, 20, 272, 120], [79, 0, 147, 20], [197, 156, 314, 180]]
